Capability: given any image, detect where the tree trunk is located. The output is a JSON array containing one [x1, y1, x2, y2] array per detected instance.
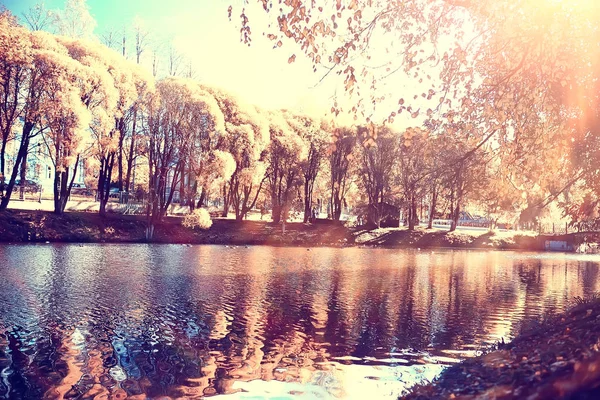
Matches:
[[235, 211, 244, 221], [333, 199, 342, 221], [408, 194, 416, 231], [53, 169, 61, 214], [450, 202, 460, 232], [412, 194, 418, 229], [160, 164, 181, 218], [272, 203, 281, 224], [59, 156, 79, 214], [188, 180, 197, 211], [124, 107, 137, 193], [0, 138, 6, 179], [303, 179, 311, 223], [0, 123, 33, 211], [19, 155, 26, 200], [53, 163, 71, 215], [427, 186, 438, 229], [222, 183, 230, 217], [179, 165, 186, 206], [98, 153, 114, 216], [332, 186, 343, 221], [117, 117, 125, 191], [238, 177, 265, 221], [197, 186, 205, 209]]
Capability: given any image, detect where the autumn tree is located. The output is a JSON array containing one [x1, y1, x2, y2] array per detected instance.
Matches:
[[555, 119, 600, 230], [233, 0, 600, 222], [124, 17, 151, 193], [285, 112, 328, 223], [265, 110, 307, 224], [0, 12, 29, 184], [328, 125, 356, 221], [356, 124, 399, 228], [476, 166, 522, 230], [43, 36, 116, 214], [0, 13, 42, 210], [0, 17, 86, 212], [78, 45, 152, 215], [397, 127, 431, 230], [422, 134, 447, 229], [195, 150, 236, 209], [198, 86, 270, 219], [141, 78, 223, 239], [176, 84, 227, 210], [438, 129, 490, 231]]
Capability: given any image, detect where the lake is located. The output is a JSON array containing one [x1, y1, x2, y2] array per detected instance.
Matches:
[[0, 245, 598, 399]]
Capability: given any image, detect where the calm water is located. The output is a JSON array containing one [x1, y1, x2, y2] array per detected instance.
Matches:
[[0, 245, 599, 399]]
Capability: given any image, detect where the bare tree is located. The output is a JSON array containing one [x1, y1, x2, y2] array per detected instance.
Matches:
[[183, 59, 197, 80], [132, 16, 148, 65], [151, 48, 160, 77], [21, 1, 53, 31], [167, 44, 182, 76], [99, 26, 124, 52], [121, 26, 127, 58], [52, 0, 97, 39]]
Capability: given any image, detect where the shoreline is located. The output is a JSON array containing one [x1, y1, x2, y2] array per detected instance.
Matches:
[[402, 299, 600, 399], [0, 209, 596, 251]]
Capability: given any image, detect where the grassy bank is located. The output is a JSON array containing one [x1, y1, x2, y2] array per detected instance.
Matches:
[[0, 209, 593, 250], [0, 210, 353, 246], [402, 298, 600, 399]]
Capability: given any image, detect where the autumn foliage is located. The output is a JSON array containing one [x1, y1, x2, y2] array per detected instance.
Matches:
[[5, 0, 600, 234], [227, 0, 600, 230]]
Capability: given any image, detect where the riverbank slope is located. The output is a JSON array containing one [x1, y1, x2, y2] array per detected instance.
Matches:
[[0, 209, 594, 250], [402, 298, 600, 399]]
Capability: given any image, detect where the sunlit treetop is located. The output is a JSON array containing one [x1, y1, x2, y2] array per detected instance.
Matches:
[[232, 0, 600, 143]]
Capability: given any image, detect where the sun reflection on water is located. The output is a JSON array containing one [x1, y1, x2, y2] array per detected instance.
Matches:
[[0, 245, 598, 398]]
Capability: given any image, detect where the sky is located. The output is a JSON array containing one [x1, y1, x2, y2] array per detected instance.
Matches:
[[2, 0, 446, 130], [3, 0, 337, 115]]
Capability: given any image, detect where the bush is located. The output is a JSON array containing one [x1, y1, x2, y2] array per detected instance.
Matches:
[[182, 208, 212, 230]]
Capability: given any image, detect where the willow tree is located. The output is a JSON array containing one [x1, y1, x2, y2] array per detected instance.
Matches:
[[265, 110, 308, 224], [180, 84, 228, 210], [142, 78, 224, 239], [285, 112, 329, 223], [37, 35, 96, 214], [55, 37, 121, 215], [201, 86, 270, 220]]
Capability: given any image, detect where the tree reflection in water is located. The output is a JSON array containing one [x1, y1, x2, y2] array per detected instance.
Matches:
[[0, 245, 598, 398]]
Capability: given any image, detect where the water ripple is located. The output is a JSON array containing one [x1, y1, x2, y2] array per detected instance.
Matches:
[[0, 245, 597, 398]]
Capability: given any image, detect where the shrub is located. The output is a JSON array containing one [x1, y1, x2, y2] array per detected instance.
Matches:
[[182, 208, 212, 230]]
